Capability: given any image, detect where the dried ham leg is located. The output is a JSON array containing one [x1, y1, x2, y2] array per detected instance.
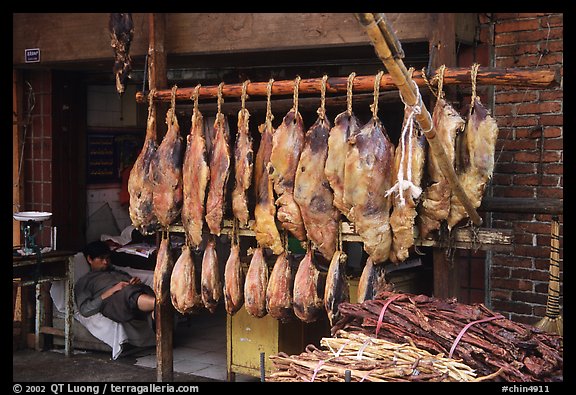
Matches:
[[389, 115, 427, 263], [223, 243, 244, 315], [325, 111, 362, 218], [266, 252, 295, 322], [151, 108, 184, 229], [324, 250, 349, 326], [269, 108, 306, 241], [154, 237, 174, 305], [356, 257, 389, 304], [293, 249, 324, 323], [128, 104, 159, 235], [448, 96, 499, 229], [344, 117, 395, 264], [418, 97, 465, 239], [181, 106, 210, 248], [170, 244, 201, 314], [201, 238, 221, 313], [244, 247, 268, 318], [205, 114, 231, 236], [294, 116, 339, 261], [231, 108, 253, 228], [253, 122, 283, 255]]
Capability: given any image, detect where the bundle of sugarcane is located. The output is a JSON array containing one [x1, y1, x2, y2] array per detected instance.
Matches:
[[268, 329, 501, 382], [332, 291, 563, 382]]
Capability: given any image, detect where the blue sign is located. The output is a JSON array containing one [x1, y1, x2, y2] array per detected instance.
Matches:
[[25, 48, 40, 63]]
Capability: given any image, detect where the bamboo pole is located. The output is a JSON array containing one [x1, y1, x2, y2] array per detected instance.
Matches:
[[135, 67, 559, 103], [356, 12, 482, 226]]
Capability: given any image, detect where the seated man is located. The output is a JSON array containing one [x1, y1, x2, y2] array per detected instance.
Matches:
[[75, 240, 155, 323]]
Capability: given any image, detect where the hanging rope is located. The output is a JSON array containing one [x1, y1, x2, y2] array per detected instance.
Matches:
[[293, 76, 301, 115], [385, 76, 423, 206], [346, 72, 356, 115], [370, 70, 384, 118], [469, 62, 480, 115], [170, 85, 177, 122], [317, 74, 328, 120], [192, 84, 200, 113], [265, 78, 274, 131]]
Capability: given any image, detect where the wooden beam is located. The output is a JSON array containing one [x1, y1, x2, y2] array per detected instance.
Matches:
[[148, 12, 174, 383], [479, 197, 563, 215], [135, 67, 559, 104]]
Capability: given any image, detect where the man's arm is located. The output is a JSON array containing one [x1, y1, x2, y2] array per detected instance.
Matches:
[[74, 274, 104, 317]]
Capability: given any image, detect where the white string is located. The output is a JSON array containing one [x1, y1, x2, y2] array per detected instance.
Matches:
[[386, 80, 423, 206]]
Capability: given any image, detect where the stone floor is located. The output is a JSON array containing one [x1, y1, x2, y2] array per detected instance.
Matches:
[[13, 306, 258, 383]]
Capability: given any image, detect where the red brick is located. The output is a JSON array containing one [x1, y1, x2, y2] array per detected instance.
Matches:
[[494, 104, 518, 117], [543, 138, 563, 150], [539, 114, 563, 126], [494, 162, 536, 174], [517, 102, 562, 115], [539, 90, 562, 101], [542, 14, 563, 28], [495, 115, 539, 128], [495, 19, 542, 33], [512, 290, 547, 304], [494, 27, 563, 45], [490, 290, 511, 301], [493, 255, 533, 268], [492, 186, 534, 198], [495, 91, 538, 104], [516, 221, 554, 235], [537, 187, 563, 199], [496, 43, 539, 57], [496, 13, 552, 20], [542, 163, 563, 174], [514, 174, 560, 187], [501, 138, 538, 151], [491, 173, 511, 185]]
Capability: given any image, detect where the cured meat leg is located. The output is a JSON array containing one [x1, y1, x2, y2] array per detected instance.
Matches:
[[223, 243, 244, 315], [325, 111, 362, 218], [244, 247, 268, 318], [266, 252, 295, 322], [269, 108, 306, 241], [448, 96, 499, 229], [181, 101, 210, 248], [293, 248, 324, 323], [294, 116, 340, 260], [344, 117, 395, 264], [205, 114, 231, 236], [324, 250, 349, 326], [108, 13, 133, 95], [128, 102, 159, 235], [154, 236, 174, 305], [253, 121, 283, 255], [356, 257, 389, 304], [201, 238, 222, 313], [231, 107, 253, 228], [388, 111, 427, 264], [418, 97, 465, 239], [151, 108, 184, 229], [170, 244, 201, 314]]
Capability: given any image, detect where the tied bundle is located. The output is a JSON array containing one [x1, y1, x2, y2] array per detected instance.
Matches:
[[331, 291, 563, 382], [268, 330, 501, 382]]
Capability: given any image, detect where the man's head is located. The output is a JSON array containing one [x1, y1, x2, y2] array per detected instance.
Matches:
[[83, 240, 112, 271]]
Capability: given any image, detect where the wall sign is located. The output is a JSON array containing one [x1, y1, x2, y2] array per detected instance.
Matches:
[[25, 48, 41, 63]]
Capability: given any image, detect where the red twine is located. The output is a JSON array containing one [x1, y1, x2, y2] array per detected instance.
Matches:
[[375, 294, 404, 337], [448, 314, 504, 359]]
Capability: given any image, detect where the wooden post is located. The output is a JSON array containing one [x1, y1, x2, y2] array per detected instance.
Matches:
[[148, 12, 174, 383], [428, 13, 459, 300]]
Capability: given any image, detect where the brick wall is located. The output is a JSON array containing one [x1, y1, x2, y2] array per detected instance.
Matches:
[[488, 13, 563, 325]]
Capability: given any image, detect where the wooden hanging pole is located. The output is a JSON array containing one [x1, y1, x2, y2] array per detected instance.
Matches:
[[355, 12, 483, 226], [135, 67, 558, 104]]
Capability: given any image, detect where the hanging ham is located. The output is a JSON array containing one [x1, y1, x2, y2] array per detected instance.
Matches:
[[128, 103, 159, 235], [344, 116, 395, 264], [253, 121, 283, 255], [201, 238, 221, 313], [268, 108, 307, 241], [388, 111, 427, 264], [356, 257, 389, 304], [324, 250, 349, 326], [448, 96, 499, 229], [151, 108, 184, 229], [293, 248, 324, 323], [325, 111, 362, 219], [170, 244, 201, 314], [244, 247, 268, 318], [418, 97, 465, 239], [294, 115, 339, 261], [154, 236, 174, 305], [181, 102, 210, 248], [266, 252, 295, 322], [223, 243, 244, 315], [205, 114, 231, 236], [231, 107, 253, 228]]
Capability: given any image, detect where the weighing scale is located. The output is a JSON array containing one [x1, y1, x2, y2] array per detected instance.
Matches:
[[13, 211, 53, 281]]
